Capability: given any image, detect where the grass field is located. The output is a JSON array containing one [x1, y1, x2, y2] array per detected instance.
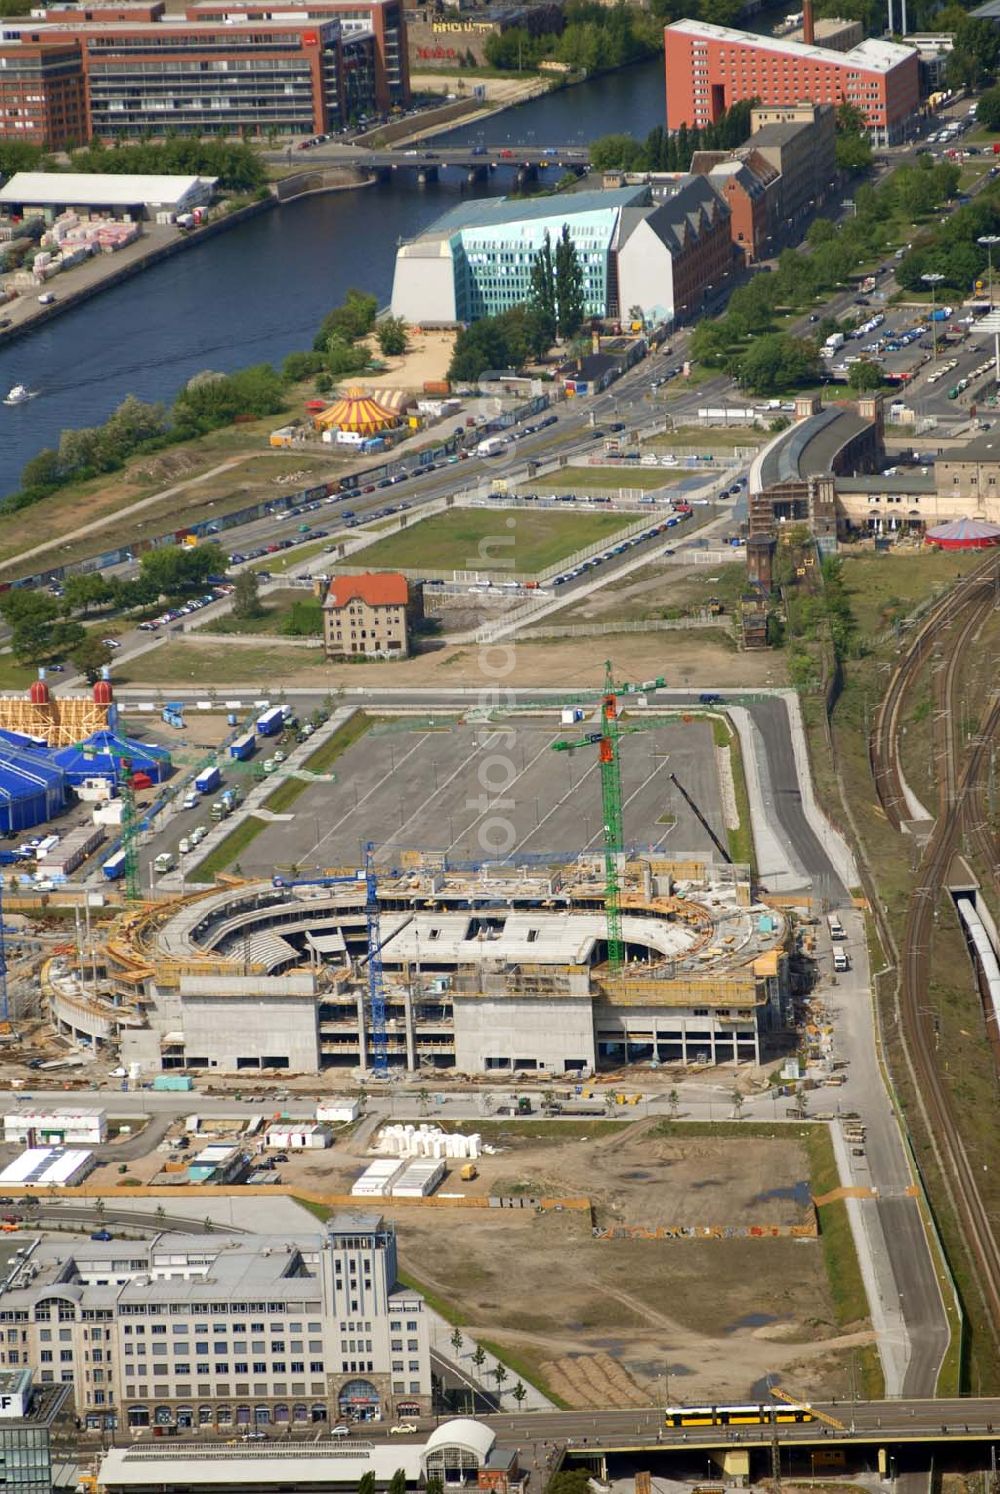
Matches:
[[199, 588, 322, 638], [537, 466, 673, 490], [840, 548, 984, 641], [194, 815, 268, 880], [351, 509, 636, 574], [120, 643, 328, 684]]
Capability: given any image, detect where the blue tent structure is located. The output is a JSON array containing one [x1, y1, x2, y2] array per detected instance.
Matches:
[[0, 746, 66, 833], [51, 730, 172, 787]]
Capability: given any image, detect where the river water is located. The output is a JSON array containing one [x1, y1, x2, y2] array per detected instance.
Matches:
[[0, 58, 669, 487], [0, 56, 667, 489]]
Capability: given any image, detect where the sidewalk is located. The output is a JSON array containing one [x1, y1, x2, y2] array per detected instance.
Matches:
[[425, 1312, 554, 1411]]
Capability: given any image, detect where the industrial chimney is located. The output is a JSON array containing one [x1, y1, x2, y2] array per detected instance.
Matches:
[[802, 0, 815, 43]]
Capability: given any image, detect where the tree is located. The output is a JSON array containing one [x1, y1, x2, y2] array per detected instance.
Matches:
[[737, 333, 820, 395], [12, 617, 83, 668], [731, 1087, 745, 1119], [847, 359, 884, 393], [978, 84, 1000, 133], [139, 542, 226, 600], [232, 569, 264, 620], [690, 321, 732, 368], [62, 572, 115, 616], [69, 634, 114, 684], [282, 349, 326, 383], [554, 223, 585, 338], [512, 1379, 528, 1408], [471, 1343, 487, 1377], [948, 15, 1000, 90], [0, 589, 58, 630], [326, 335, 369, 378], [545, 1472, 594, 1494], [493, 1361, 508, 1396], [314, 288, 378, 349], [359, 1473, 376, 1494], [376, 316, 408, 357], [450, 1327, 464, 1356], [667, 1087, 680, 1119], [528, 229, 557, 346], [388, 1470, 407, 1494]]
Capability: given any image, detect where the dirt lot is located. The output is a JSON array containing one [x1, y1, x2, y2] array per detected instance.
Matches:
[[121, 632, 788, 689], [272, 1119, 855, 1407]]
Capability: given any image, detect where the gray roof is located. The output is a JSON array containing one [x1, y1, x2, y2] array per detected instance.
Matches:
[[757, 406, 872, 489], [939, 431, 1000, 461], [624, 174, 728, 254], [838, 474, 936, 494], [751, 119, 812, 149], [971, 0, 1000, 16], [416, 185, 648, 239]]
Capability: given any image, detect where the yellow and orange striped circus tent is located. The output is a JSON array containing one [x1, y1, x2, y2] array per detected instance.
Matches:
[[313, 387, 399, 435]]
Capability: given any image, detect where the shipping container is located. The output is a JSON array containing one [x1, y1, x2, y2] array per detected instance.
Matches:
[[152, 1075, 194, 1092], [102, 849, 127, 881], [229, 731, 256, 762], [256, 706, 287, 737], [194, 764, 221, 795]]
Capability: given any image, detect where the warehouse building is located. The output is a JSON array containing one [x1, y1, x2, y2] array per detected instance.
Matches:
[[663, 16, 920, 143], [0, 172, 215, 220], [391, 182, 734, 328], [0, 1215, 431, 1430], [91, 857, 788, 1077], [3, 1107, 107, 1145]]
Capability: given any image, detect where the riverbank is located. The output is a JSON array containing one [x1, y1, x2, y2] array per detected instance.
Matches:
[[0, 197, 275, 350]]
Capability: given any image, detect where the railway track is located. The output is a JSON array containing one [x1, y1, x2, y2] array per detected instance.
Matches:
[[870, 554, 1000, 1348]]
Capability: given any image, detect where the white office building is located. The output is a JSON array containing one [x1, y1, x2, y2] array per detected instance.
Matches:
[[0, 1214, 431, 1432]]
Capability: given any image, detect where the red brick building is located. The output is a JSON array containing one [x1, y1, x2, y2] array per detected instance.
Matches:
[[663, 18, 920, 145], [0, 39, 86, 146]]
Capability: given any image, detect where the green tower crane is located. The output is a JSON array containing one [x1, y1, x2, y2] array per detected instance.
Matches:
[[552, 661, 629, 972]]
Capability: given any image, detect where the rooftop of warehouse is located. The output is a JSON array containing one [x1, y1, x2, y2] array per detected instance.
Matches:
[[0, 172, 216, 206], [666, 17, 917, 70], [756, 405, 873, 490]]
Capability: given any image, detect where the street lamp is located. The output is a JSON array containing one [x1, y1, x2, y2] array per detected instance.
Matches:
[[979, 235, 1000, 306], [922, 272, 945, 360]]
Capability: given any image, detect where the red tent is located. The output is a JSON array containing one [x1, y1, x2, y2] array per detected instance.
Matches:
[[925, 517, 1000, 550]]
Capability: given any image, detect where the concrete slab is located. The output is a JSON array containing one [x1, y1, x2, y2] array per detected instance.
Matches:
[[235, 719, 726, 875]]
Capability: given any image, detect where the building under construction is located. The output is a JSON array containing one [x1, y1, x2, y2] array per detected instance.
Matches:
[[50, 857, 790, 1076]]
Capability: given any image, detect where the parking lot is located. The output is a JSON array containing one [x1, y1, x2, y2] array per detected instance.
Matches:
[[223, 716, 727, 877]]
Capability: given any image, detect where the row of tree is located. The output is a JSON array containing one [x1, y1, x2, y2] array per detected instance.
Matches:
[[589, 101, 757, 175], [689, 154, 960, 393], [484, 0, 660, 73], [894, 163, 1000, 293], [6, 286, 401, 512], [0, 135, 267, 193], [0, 543, 228, 672]]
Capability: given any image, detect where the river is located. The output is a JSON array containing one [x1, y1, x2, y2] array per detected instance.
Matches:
[[0, 56, 669, 489]]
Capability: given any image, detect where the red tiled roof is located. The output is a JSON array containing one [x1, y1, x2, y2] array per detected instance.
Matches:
[[325, 572, 409, 609]]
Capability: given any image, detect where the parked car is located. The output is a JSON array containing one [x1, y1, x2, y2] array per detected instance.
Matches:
[[390, 1422, 418, 1436]]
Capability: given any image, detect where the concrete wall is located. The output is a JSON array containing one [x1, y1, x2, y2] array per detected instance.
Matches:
[[452, 994, 596, 1074], [617, 218, 674, 324], [391, 242, 457, 323], [179, 993, 321, 1072]]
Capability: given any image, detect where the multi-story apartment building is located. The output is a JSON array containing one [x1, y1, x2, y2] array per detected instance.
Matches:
[[321, 572, 421, 659], [0, 39, 87, 147], [0, 1217, 431, 1434], [184, 0, 409, 111], [664, 18, 920, 144]]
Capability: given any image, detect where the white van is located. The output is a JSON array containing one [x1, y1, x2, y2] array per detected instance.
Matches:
[[178, 837, 192, 856], [833, 949, 849, 973], [153, 852, 175, 875]]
